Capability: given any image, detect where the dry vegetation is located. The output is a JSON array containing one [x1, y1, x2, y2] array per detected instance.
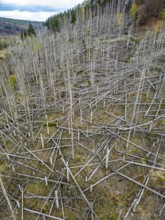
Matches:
[[0, 1, 165, 219]]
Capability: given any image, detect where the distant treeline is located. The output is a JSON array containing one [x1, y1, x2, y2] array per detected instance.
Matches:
[[45, 0, 124, 32], [0, 17, 43, 37], [0, 17, 43, 28], [45, 0, 165, 32]]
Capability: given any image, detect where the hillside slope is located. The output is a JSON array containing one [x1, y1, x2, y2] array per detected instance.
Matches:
[[0, 1, 165, 220], [0, 17, 43, 37]]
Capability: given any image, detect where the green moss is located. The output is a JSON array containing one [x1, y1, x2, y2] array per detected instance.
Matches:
[[63, 208, 83, 219], [160, 103, 165, 109], [150, 171, 165, 190], [130, 36, 140, 43], [25, 181, 49, 195], [76, 69, 84, 75], [74, 154, 82, 163], [124, 58, 131, 63], [150, 131, 158, 137], [43, 121, 57, 127], [94, 199, 118, 219], [0, 162, 8, 173], [141, 94, 148, 103]]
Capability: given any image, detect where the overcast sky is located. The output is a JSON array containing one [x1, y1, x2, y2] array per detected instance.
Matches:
[[0, 0, 84, 21]]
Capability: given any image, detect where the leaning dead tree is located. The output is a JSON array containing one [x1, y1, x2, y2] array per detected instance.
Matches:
[[0, 1, 165, 219]]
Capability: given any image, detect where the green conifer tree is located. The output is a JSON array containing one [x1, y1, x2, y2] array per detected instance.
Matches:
[[27, 23, 36, 37]]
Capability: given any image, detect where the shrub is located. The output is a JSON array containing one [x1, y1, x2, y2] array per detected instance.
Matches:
[[138, 0, 165, 24], [117, 12, 123, 26], [0, 38, 10, 50], [135, 0, 143, 4], [144, 0, 164, 17], [153, 20, 163, 33], [130, 3, 139, 20], [82, 6, 85, 22], [9, 74, 16, 90], [160, 8, 165, 19]]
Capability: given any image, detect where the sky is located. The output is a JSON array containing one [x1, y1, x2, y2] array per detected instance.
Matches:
[[0, 0, 84, 21]]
